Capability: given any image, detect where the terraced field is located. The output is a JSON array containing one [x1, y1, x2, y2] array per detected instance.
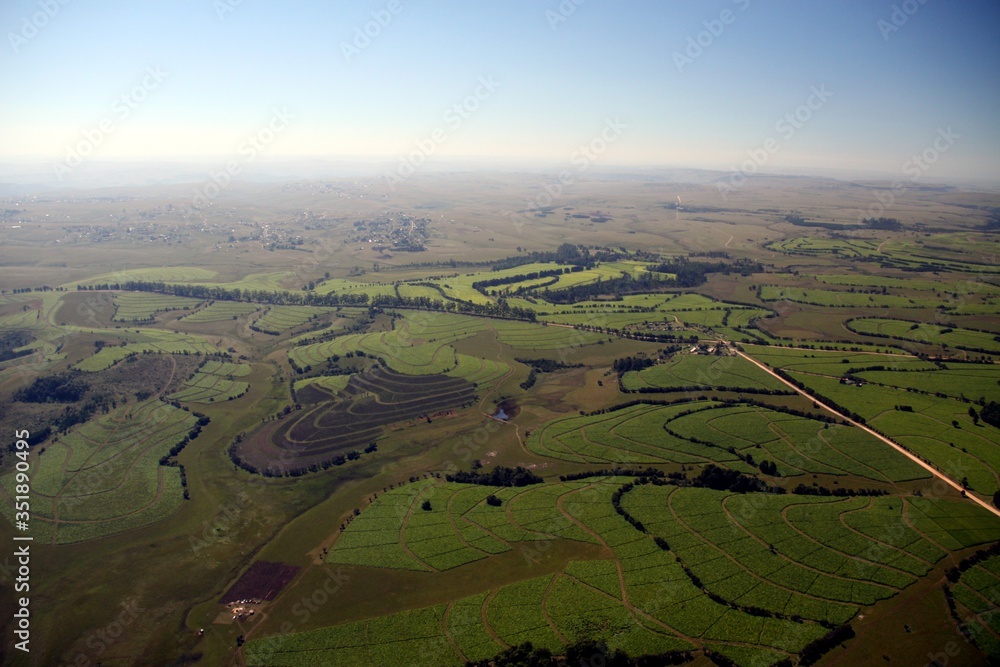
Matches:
[[253, 305, 335, 334], [528, 399, 929, 483], [168, 360, 251, 403], [74, 330, 220, 372], [112, 292, 204, 322], [0, 399, 200, 544], [182, 300, 261, 322], [232, 367, 476, 474]]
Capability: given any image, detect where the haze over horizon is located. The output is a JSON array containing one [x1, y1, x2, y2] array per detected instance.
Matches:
[[2, 0, 999, 187]]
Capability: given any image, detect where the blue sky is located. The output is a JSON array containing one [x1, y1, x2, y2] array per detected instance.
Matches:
[[2, 0, 998, 181]]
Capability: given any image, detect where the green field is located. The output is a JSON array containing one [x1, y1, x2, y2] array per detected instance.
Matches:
[[528, 399, 928, 483], [112, 292, 204, 322], [621, 353, 792, 393], [182, 300, 262, 322], [847, 318, 1000, 353], [253, 305, 335, 334], [0, 399, 199, 544], [168, 360, 251, 403], [950, 554, 1000, 660]]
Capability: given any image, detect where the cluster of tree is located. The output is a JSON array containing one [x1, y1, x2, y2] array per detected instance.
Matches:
[[559, 467, 668, 482], [783, 213, 857, 231], [0, 331, 34, 363], [692, 464, 784, 494], [14, 372, 89, 403], [792, 484, 889, 498], [472, 267, 577, 293], [104, 281, 538, 322], [158, 413, 210, 466], [490, 243, 593, 271], [797, 624, 856, 666], [466, 640, 692, 667], [612, 355, 655, 375], [981, 401, 1000, 428], [445, 465, 542, 487], [862, 217, 903, 231], [515, 358, 583, 373], [945, 540, 1000, 583], [648, 257, 763, 286], [53, 394, 114, 433]]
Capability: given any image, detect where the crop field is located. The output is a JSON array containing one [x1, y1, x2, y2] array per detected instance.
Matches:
[[0, 399, 198, 544], [112, 292, 204, 322], [233, 368, 476, 474], [815, 274, 1000, 294], [292, 374, 353, 396], [489, 320, 606, 350], [327, 479, 599, 572], [182, 300, 261, 322], [289, 311, 488, 375], [528, 399, 927, 482], [622, 486, 1000, 623], [846, 318, 1000, 353], [804, 373, 1000, 494], [950, 554, 1000, 661], [620, 353, 792, 393], [168, 360, 251, 403], [70, 266, 218, 287], [74, 330, 220, 371], [769, 235, 1000, 274], [742, 345, 1000, 495], [855, 363, 1000, 402], [759, 286, 938, 309], [262, 477, 880, 665], [253, 305, 335, 334]]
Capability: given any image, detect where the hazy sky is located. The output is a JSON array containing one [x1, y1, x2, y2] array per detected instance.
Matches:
[[2, 0, 999, 182]]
